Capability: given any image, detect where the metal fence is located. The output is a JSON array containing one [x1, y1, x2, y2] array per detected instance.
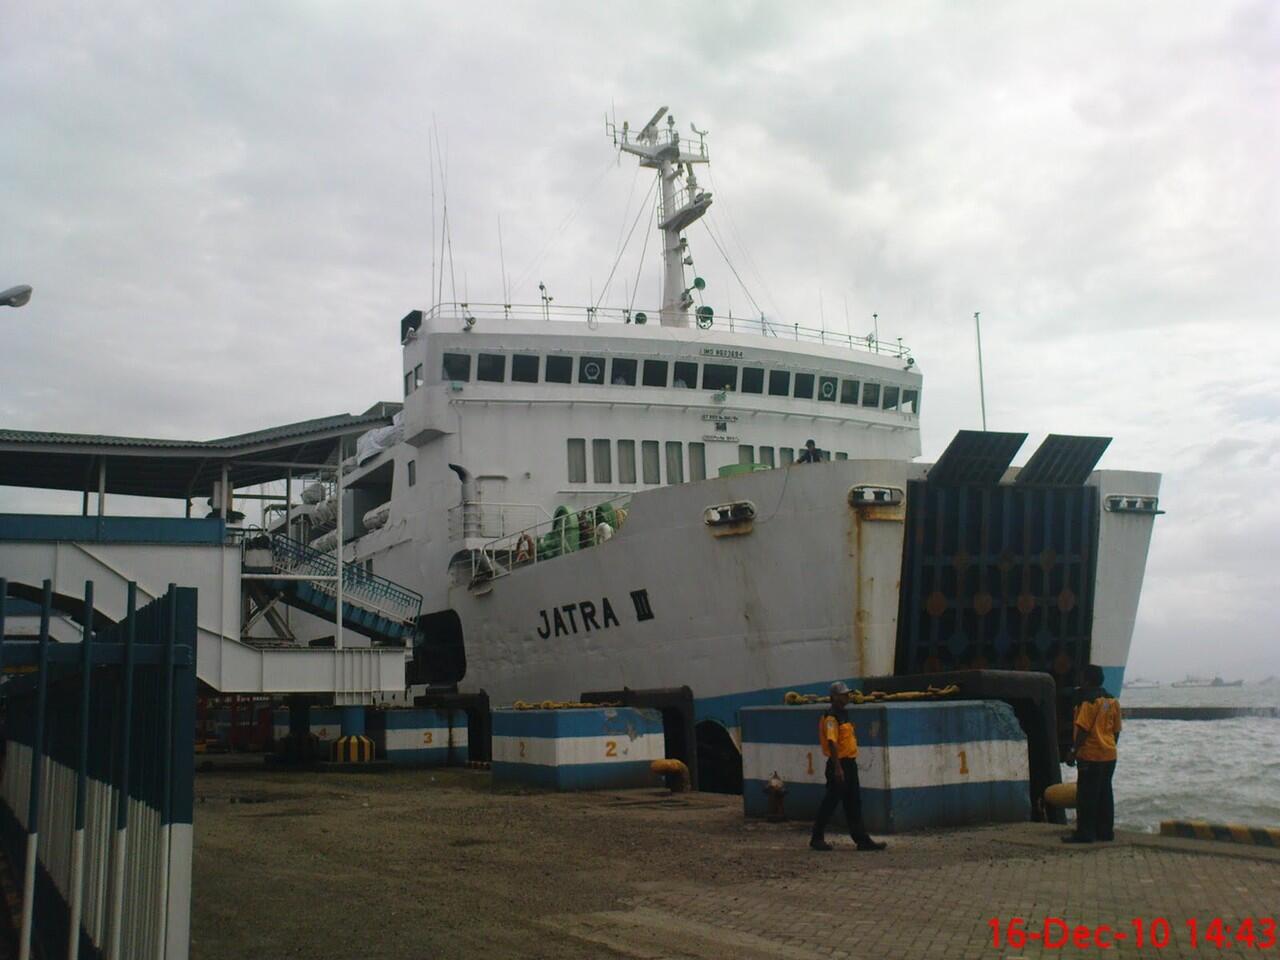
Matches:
[[0, 577, 195, 960]]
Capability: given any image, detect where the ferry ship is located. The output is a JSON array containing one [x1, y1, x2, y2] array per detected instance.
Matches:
[[283, 108, 1163, 784]]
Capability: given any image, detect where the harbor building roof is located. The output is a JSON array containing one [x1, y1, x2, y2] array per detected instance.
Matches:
[[0, 405, 398, 499]]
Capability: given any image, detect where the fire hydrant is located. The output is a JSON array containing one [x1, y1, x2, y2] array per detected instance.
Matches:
[[764, 770, 787, 821]]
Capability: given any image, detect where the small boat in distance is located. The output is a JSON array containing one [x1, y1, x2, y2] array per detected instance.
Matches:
[[1170, 675, 1244, 688], [1123, 677, 1161, 689]]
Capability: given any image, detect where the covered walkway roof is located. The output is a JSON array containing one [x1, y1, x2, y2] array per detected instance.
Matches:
[[0, 404, 399, 499]]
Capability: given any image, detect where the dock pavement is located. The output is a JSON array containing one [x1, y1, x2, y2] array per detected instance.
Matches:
[[193, 767, 1280, 960]]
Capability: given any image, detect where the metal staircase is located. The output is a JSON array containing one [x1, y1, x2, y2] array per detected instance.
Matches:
[[241, 532, 422, 645]]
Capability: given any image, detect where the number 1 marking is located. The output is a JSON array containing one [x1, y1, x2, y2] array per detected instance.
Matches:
[[958, 750, 969, 775], [806, 752, 815, 775]]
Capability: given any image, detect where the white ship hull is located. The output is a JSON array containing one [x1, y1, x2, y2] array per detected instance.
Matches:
[[443, 458, 1160, 739]]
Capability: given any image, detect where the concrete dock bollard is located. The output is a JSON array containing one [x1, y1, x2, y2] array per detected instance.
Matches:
[[741, 700, 1031, 832], [492, 706, 665, 790]]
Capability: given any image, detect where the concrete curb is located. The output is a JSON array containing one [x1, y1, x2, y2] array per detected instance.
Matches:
[[1161, 819, 1280, 847]]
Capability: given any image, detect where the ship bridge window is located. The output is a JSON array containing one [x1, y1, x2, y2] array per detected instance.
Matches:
[[511, 354, 540, 383], [477, 353, 506, 383], [835, 452, 848, 461], [403, 371, 413, 397], [592, 439, 612, 483], [818, 376, 838, 402], [407, 460, 416, 486], [780, 446, 794, 464], [642, 359, 669, 387], [617, 440, 637, 483], [759, 446, 775, 467], [641, 441, 660, 483], [666, 441, 685, 483], [768, 370, 790, 396], [738, 445, 754, 465], [673, 361, 698, 389], [902, 389, 919, 414], [546, 355, 573, 384], [702, 364, 737, 391], [689, 442, 707, 481], [882, 385, 900, 411], [611, 357, 637, 386], [442, 353, 471, 382], [793, 373, 815, 400], [862, 383, 881, 408], [579, 356, 606, 385], [741, 367, 764, 394], [840, 380, 860, 405], [414, 364, 423, 388], [567, 439, 587, 483]]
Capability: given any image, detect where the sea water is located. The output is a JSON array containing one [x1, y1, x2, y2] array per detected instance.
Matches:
[[1064, 684, 1280, 832]]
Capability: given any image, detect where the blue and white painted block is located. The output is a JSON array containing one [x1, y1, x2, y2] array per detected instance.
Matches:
[[375, 709, 453, 765], [741, 701, 1030, 832], [272, 707, 344, 743], [491, 707, 664, 790], [448, 709, 470, 763], [309, 708, 343, 743]]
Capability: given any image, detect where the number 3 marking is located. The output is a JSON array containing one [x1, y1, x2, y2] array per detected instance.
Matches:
[[423, 731, 434, 745], [958, 749, 969, 775], [605, 740, 617, 758]]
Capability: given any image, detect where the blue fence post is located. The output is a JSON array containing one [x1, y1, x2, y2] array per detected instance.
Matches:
[[18, 580, 53, 960], [67, 580, 94, 960], [156, 584, 178, 954], [107, 582, 137, 960]]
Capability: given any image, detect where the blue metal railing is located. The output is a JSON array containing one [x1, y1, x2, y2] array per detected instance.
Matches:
[[264, 533, 422, 628]]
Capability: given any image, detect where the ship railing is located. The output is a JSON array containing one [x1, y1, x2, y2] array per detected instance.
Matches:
[[235, 528, 423, 628], [421, 302, 911, 358], [447, 501, 555, 542], [470, 493, 634, 583]]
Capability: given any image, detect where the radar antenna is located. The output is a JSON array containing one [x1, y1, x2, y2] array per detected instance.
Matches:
[[605, 107, 713, 328]]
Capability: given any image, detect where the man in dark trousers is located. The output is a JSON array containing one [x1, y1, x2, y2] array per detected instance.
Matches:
[[1064, 664, 1122, 843], [810, 681, 887, 852]]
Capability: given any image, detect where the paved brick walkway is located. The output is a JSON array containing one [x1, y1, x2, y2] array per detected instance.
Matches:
[[544, 824, 1280, 959]]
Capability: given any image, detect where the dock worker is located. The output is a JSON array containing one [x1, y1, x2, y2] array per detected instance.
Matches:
[[1063, 664, 1122, 844], [810, 681, 887, 852], [797, 439, 821, 463]]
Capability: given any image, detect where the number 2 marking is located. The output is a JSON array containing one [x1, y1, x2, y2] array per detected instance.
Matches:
[[958, 749, 969, 775], [605, 740, 617, 757]]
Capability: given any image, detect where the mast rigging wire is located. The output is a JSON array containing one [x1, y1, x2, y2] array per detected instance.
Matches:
[[594, 176, 658, 310]]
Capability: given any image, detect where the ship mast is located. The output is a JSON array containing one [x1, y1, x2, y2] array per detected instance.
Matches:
[[610, 107, 712, 327]]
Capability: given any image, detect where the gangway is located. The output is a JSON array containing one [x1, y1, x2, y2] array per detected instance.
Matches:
[[239, 531, 421, 646], [0, 409, 415, 703], [0, 515, 411, 703]]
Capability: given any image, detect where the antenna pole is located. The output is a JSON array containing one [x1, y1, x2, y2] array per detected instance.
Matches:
[[974, 311, 988, 430]]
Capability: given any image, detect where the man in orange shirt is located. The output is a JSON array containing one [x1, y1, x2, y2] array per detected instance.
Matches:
[[1064, 664, 1122, 844], [810, 681, 887, 852]]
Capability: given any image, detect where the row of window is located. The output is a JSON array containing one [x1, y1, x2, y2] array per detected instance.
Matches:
[[419, 351, 920, 413], [567, 439, 850, 485], [568, 439, 706, 485]]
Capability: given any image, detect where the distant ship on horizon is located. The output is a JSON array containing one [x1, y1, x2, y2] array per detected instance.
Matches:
[[1170, 675, 1243, 688], [1123, 677, 1161, 689]]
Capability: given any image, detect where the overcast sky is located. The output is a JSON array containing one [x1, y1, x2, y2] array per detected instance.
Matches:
[[2, 2, 1277, 679]]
